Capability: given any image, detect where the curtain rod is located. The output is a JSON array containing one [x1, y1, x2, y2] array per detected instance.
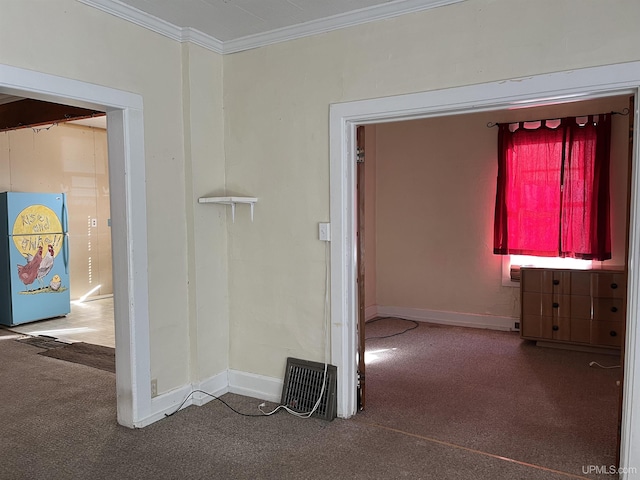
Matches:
[[486, 107, 629, 129]]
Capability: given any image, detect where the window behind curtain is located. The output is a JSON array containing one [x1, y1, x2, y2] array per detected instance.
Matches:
[[493, 114, 611, 261]]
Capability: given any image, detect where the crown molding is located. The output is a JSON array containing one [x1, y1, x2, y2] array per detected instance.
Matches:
[[78, 0, 465, 55], [77, 0, 225, 53], [222, 0, 466, 54], [78, 0, 182, 42], [182, 28, 224, 54]]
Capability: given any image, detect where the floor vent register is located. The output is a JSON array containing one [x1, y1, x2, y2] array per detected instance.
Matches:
[[281, 357, 337, 421]]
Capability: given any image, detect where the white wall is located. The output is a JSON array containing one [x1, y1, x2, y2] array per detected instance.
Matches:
[[0, 1, 228, 395], [223, 0, 640, 378]]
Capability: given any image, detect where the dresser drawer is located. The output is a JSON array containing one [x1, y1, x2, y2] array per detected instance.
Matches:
[[570, 318, 591, 344], [570, 271, 591, 296], [593, 298, 625, 322], [591, 321, 623, 347], [522, 293, 572, 318], [521, 315, 570, 341], [570, 295, 591, 320], [521, 315, 553, 340], [521, 269, 571, 294], [522, 292, 543, 317], [592, 273, 626, 299]]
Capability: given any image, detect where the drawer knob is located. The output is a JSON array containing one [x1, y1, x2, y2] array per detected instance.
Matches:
[[552, 325, 559, 331], [611, 283, 618, 289], [610, 330, 617, 337], [553, 279, 560, 285], [552, 302, 560, 308], [611, 306, 618, 313]]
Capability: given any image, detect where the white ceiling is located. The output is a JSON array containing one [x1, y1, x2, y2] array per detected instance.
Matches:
[[124, 0, 402, 41], [79, 0, 466, 53]]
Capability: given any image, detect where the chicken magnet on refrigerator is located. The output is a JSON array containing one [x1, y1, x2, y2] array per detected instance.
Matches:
[[0, 192, 71, 326]]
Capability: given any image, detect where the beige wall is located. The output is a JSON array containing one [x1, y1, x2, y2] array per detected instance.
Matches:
[[223, 0, 640, 378], [0, 0, 228, 394], [372, 97, 630, 318], [4, 0, 640, 397], [0, 123, 112, 300], [181, 43, 229, 382]]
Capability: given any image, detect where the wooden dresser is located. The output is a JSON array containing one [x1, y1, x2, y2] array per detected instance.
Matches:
[[520, 267, 626, 349]]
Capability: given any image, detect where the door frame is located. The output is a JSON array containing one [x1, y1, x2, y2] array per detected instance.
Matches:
[[0, 64, 151, 428], [329, 61, 640, 473]]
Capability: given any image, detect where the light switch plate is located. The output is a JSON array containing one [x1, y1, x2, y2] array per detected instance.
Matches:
[[319, 223, 331, 241]]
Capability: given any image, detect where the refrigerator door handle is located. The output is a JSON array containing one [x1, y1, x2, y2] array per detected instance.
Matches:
[[61, 194, 69, 234], [63, 233, 69, 274], [61, 194, 69, 274]]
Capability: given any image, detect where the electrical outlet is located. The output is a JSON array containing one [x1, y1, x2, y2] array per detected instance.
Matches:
[[91, 218, 97, 227], [151, 379, 158, 398], [514, 322, 520, 330]]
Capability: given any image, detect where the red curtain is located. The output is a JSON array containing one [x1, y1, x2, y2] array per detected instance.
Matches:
[[493, 114, 611, 260]]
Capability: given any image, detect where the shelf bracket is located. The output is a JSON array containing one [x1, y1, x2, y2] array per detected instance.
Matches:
[[198, 196, 258, 223]]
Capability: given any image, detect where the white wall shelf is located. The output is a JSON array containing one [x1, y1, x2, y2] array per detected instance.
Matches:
[[198, 196, 257, 222]]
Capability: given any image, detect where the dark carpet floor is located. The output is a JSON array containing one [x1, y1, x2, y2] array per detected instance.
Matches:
[[0, 320, 621, 480], [357, 318, 621, 480], [36, 341, 116, 373]]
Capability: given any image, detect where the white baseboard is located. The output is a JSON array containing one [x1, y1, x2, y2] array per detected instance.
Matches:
[[135, 383, 194, 428], [365, 305, 378, 321], [376, 305, 518, 331], [228, 369, 283, 403], [134, 371, 229, 427], [133, 306, 513, 428], [135, 369, 285, 427], [192, 370, 230, 406]]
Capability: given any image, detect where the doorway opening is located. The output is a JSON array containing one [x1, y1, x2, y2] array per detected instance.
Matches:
[[330, 61, 640, 472], [0, 63, 151, 428], [0, 107, 116, 348], [353, 94, 632, 473]]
